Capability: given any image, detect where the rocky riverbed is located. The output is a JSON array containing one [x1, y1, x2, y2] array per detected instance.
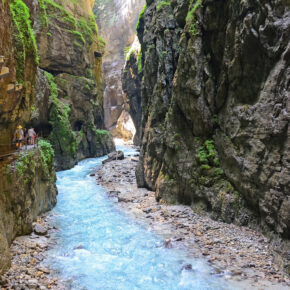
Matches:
[[96, 154, 290, 290], [0, 217, 64, 290]]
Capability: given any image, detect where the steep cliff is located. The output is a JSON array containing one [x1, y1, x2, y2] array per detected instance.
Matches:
[[0, 0, 37, 153], [122, 43, 143, 145], [0, 0, 114, 274], [0, 142, 57, 273], [29, 0, 115, 169], [94, 0, 145, 141], [1, 0, 114, 170], [136, 0, 289, 270]]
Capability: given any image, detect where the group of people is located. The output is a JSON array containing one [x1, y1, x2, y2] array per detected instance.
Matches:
[[13, 125, 37, 149]]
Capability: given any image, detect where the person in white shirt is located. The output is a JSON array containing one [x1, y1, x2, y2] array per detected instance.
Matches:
[[28, 127, 37, 145]]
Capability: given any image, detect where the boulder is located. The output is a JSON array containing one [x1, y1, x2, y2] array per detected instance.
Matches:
[[102, 151, 124, 164]]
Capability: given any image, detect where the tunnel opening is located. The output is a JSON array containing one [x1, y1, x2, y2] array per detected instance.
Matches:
[[94, 51, 102, 58], [73, 120, 83, 132], [33, 123, 53, 138]]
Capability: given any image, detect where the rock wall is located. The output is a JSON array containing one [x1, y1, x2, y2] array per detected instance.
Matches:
[[0, 144, 57, 274], [0, 0, 37, 154], [29, 0, 115, 169], [122, 44, 143, 145], [136, 0, 290, 270], [0, 0, 113, 274], [94, 0, 145, 139]]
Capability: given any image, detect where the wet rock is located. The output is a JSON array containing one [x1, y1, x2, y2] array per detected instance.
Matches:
[[33, 224, 48, 236], [163, 239, 172, 248], [102, 151, 124, 164], [181, 264, 193, 271], [74, 245, 85, 250]]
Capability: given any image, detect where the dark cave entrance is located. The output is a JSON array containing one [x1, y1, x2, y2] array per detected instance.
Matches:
[[74, 120, 83, 131]]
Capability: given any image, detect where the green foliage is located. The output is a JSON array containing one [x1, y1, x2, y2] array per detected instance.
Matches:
[[124, 46, 132, 60], [97, 36, 106, 48], [96, 129, 109, 136], [186, 0, 202, 36], [38, 139, 54, 170], [156, 1, 171, 11], [15, 151, 35, 185], [137, 49, 142, 74], [196, 139, 225, 179], [43, 0, 100, 48], [215, 168, 224, 176], [38, 0, 49, 28], [44, 0, 76, 26], [200, 164, 211, 170], [197, 146, 207, 163], [45, 72, 77, 158], [77, 16, 98, 45], [205, 140, 215, 158], [68, 30, 85, 44], [10, 0, 39, 82], [136, 4, 146, 30]]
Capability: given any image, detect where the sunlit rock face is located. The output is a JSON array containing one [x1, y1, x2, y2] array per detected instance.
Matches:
[[94, 0, 145, 138]]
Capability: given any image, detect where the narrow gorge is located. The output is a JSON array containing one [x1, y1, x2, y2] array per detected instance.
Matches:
[[0, 0, 289, 289]]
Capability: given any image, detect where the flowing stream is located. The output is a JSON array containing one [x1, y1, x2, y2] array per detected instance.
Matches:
[[44, 147, 237, 289]]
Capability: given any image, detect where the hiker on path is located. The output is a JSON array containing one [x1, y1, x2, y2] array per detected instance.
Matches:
[[13, 125, 24, 149], [28, 127, 37, 145]]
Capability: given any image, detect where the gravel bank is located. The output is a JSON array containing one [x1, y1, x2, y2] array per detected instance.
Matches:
[[96, 155, 290, 290]]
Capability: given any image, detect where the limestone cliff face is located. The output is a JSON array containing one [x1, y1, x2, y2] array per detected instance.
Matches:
[[0, 145, 57, 273], [0, 0, 37, 153], [28, 0, 115, 169], [137, 0, 289, 268], [94, 0, 145, 136], [122, 46, 142, 145], [0, 0, 114, 170], [0, 0, 113, 273]]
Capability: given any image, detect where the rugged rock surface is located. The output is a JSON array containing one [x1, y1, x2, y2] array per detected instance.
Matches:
[[30, 0, 115, 169], [102, 150, 124, 164], [0, 0, 37, 153], [0, 0, 114, 275], [96, 154, 290, 288], [0, 146, 57, 274], [122, 46, 143, 145], [136, 0, 290, 272], [94, 0, 145, 138]]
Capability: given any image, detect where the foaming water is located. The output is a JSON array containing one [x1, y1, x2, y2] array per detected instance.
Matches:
[[44, 148, 235, 290]]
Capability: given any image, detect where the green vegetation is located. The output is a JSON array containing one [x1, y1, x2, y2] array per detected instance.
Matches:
[[10, 0, 39, 82], [41, 0, 100, 47], [38, 0, 49, 28], [124, 46, 132, 60], [15, 151, 35, 185], [69, 30, 85, 44], [137, 49, 142, 74], [197, 139, 224, 178], [44, 0, 76, 26], [77, 16, 98, 45], [38, 139, 54, 170], [156, 1, 171, 11], [87, 122, 110, 141], [97, 35, 106, 48], [136, 4, 146, 30], [186, 0, 203, 36], [45, 72, 77, 158]]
